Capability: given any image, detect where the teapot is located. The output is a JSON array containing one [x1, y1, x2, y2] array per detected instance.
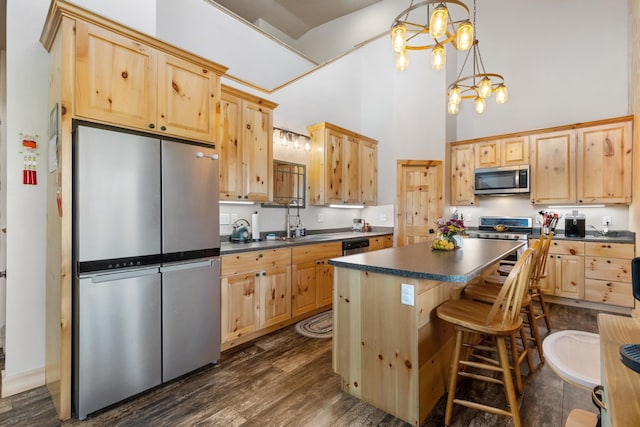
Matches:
[[230, 218, 251, 242], [493, 224, 509, 232]]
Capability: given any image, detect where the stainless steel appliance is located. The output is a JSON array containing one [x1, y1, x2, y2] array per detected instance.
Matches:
[[467, 216, 533, 261], [474, 165, 529, 195], [343, 238, 369, 255], [73, 124, 220, 420]]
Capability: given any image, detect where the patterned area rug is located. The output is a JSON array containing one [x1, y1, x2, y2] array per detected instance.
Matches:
[[295, 310, 333, 339]]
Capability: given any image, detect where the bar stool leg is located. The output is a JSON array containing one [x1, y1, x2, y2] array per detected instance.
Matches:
[[525, 300, 544, 362], [497, 336, 522, 427], [444, 329, 464, 426], [509, 332, 525, 394]]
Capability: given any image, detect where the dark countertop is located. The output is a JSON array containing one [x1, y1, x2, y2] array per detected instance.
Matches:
[[530, 230, 635, 244], [220, 230, 393, 255], [328, 239, 524, 283]]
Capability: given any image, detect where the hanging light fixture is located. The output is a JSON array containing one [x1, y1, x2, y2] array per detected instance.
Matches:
[[273, 127, 311, 153], [446, 0, 507, 114], [390, 0, 473, 72]]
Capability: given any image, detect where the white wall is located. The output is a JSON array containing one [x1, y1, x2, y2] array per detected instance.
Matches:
[[68, 0, 157, 36], [4, 0, 50, 393]]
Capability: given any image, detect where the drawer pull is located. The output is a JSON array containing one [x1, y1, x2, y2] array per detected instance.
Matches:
[[607, 260, 611, 264]]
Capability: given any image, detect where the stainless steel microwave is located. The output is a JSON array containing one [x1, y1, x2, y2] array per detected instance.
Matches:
[[474, 165, 530, 195]]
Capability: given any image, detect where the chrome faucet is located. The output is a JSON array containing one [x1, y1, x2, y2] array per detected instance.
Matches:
[[285, 200, 298, 238], [588, 224, 607, 236]]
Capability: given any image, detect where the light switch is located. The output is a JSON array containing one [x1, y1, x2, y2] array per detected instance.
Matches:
[[380, 214, 387, 222], [401, 283, 414, 306], [220, 213, 230, 225]]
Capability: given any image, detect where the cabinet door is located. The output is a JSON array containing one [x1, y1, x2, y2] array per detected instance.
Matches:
[[585, 279, 634, 307], [539, 253, 555, 295], [344, 136, 360, 204], [325, 129, 345, 204], [369, 237, 385, 251], [475, 140, 500, 168], [450, 144, 476, 206], [501, 136, 529, 165], [360, 139, 377, 205], [218, 92, 243, 201], [157, 52, 218, 142], [220, 273, 258, 344], [553, 254, 585, 299], [316, 260, 334, 307], [75, 20, 156, 131], [577, 121, 632, 204], [292, 261, 319, 316], [260, 266, 291, 328], [242, 101, 272, 201], [530, 130, 576, 204]]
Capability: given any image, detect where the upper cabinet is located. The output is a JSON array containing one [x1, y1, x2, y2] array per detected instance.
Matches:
[[576, 121, 632, 204], [450, 143, 476, 206], [307, 122, 378, 206], [218, 85, 277, 202], [74, 20, 224, 143], [530, 118, 632, 205], [475, 136, 529, 169]]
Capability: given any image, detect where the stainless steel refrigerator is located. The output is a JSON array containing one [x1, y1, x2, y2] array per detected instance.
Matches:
[[73, 124, 220, 420]]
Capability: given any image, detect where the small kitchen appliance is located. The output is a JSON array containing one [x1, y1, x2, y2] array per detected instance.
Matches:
[[564, 211, 586, 238], [230, 218, 251, 243], [353, 218, 364, 232]]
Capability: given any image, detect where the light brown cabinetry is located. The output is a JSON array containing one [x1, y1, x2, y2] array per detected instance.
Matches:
[[475, 136, 529, 168], [576, 121, 632, 204], [220, 248, 291, 347], [292, 242, 342, 316], [585, 242, 635, 307], [75, 20, 223, 143], [218, 85, 276, 202], [540, 240, 585, 298], [369, 235, 393, 251], [530, 118, 632, 205], [530, 130, 577, 204], [307, 122, 377, 206], [450, 143, 476, 206]]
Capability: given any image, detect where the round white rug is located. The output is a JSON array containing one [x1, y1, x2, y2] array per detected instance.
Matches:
[[295, 310, 333, 339]]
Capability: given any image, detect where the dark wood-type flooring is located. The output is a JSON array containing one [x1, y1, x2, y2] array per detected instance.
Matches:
[[0, 303, 609, 426]]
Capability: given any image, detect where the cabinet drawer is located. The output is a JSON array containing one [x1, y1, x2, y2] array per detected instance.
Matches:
[[585, 257, 632, 283], [369, 237, 385, 251], [585, 242, 634, 259], [293, 242, 342, 264], [549, 240, 585, 256], [585, 279, 634, 307], [222, 248, 291, 276]]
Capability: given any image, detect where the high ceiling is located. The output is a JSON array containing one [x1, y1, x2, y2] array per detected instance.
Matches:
[[211, 0, 382, 40]]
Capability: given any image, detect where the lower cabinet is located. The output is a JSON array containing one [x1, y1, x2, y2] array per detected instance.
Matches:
[[534, 238, 635, 308], [292, 242, 342, 317], [369, 235, 393, 251], [220, 248, 291, 348]]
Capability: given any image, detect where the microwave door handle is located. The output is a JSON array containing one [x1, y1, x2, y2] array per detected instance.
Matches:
[[514, 171, 520, 188]]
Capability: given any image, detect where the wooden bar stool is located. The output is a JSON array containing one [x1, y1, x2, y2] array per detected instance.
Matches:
[[436, 247, 537, 427]]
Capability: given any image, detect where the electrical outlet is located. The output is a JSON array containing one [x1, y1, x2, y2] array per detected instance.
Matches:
[[317, 213, 324, 223], [401, 283, 414, 306], [231, 213, 238, 223], [602, 216, 612, 226], [220, 213, 230, 225], [379, 214, 387, 222]]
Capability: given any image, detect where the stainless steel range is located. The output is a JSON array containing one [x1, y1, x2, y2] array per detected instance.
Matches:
[[468, 216, 533, 261]]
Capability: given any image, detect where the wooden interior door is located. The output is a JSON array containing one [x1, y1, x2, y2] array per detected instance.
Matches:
[[397, 161, 443, 246]]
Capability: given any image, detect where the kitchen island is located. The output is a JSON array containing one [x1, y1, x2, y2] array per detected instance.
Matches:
[[329, 239, 524, 426]]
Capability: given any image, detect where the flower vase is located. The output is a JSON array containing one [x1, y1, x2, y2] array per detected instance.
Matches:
[[450, 235, 463, 248]]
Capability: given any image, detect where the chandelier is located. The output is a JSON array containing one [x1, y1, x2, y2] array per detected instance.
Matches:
[[446, 0, 507, 115], [390, 0, 474, 71]]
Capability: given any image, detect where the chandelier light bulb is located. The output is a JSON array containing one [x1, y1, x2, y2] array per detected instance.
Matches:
[[395, 51, 409, 71], [448, 85, 461, 105], [431, 43, 446, 71], [474, 96, 486, 114], [448, 101, 459, 115], [478, 76, 492, 98], [304, 140, 311, 152], [293, 136, 300, 149], [429, 4, 449, 39], [456, 21, 473, 51], [391, 24, 407, 53], [495, 84, 509, 104]]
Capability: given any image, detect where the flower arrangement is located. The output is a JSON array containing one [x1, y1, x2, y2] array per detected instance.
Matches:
[[436, 218, 466, 238]]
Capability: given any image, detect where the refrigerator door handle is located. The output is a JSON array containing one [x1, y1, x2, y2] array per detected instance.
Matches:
[[160, 258, 215, 273], [195, 151, 219, 160], [84, 267, 160, 283]]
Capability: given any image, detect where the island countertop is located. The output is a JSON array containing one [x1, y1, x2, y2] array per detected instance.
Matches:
[[328, 239, 525, 282]]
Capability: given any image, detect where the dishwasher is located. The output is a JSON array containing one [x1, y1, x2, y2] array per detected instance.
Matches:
[[342, 238, 370, 255]]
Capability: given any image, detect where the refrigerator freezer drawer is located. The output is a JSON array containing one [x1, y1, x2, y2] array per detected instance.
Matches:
[[161, 258, 221, 382], [76, 267, 161, 420]]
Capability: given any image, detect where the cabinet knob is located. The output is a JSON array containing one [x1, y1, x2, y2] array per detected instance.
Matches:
[[161, 126, 167, 131], [606, 260, 611, 263], [255, 273, 259, 277], [262, 272, 267, 276], [237, 195, 242, 199], [244, 195, 248, 199], [258, 254, 263, 258], [149, 123, 155, 129]]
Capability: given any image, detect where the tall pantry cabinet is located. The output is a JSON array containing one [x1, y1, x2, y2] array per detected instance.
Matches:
[[40, 1, 227, 419]]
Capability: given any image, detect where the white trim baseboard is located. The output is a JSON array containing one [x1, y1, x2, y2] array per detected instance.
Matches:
[[1, 366, 45, 398]]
